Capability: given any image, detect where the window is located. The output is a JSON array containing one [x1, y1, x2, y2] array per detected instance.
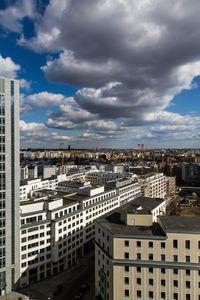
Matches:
[[137, 278, 141, 285], [137, 267, 141, 273], [185, 240, 190, 249], [124, 277, 129, 285], [137, 290, 141, 298], [161, 254, 165, 261], [137, 241, 141, 247], [124, 240, 129, 247], [174, 280, 178, 287], [186, 270, 190, 276], [149, 242, 153, 248], [173, 240, 178, 249], [161, 242, 165, 249], [125, 252, 129, 259], [149, 268, 153, 273], [186, 256, 190, 262], [186, 294, 190, 300], [125, 266, 129, 272], [149, 291, 153, 299], [137, 253, 141, 260], [124, 289, 129, 297], [149, 254, 153, 260], [173, 269, 178, 275], [161, 279, 165, 286], [161, 292, 166, 299], [161, 268, 165, 274], [186, 281, 190, 289], [173, 293, 178, 300], [149, 279, 153, 286], [173, 255, 178, 262]]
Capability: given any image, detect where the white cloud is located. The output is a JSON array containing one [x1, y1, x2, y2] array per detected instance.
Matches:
[[0, 54, 20, 78], [20, 120, 46, 131], [25, 91, 65, 109], [20, 79, 31, 91], [20, 120, 75, 148]]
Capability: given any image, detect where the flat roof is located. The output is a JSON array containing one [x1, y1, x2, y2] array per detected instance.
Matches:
[[56, 191, 73, 196], [96, 211, 165, 238], [120, 196, 164, 213], [159, 216, 200, 233], [63, 199, 76, 206], [34, 189, 55, 193], [67, 194, 88, 200], [20, 199, 44, 206]]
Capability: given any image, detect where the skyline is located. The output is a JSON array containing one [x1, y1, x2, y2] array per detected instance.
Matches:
[[0, 0, 200, 149]]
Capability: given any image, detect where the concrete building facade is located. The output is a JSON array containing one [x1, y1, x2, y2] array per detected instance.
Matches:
[[0, 77, 20, 295], [95, 206, 200, 300]]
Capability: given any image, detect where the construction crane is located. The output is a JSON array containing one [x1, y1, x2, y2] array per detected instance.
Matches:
[[132, 153, 136, 161], [138, 144, 149, 175], [49, 150, 81, 174]]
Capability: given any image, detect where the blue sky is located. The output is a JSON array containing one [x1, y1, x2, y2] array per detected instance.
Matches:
[[0, 0, 200, 149]]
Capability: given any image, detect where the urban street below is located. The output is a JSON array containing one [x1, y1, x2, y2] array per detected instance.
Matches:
[[20, 252, 94, 300]]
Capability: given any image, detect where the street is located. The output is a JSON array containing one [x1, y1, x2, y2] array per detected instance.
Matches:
[[19, 252, 95, 300]]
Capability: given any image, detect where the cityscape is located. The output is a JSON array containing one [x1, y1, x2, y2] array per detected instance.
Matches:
[[0, 1, 200, 300]]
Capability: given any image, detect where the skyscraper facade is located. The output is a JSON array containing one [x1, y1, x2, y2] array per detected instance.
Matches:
[[0, 77, 20, 295]]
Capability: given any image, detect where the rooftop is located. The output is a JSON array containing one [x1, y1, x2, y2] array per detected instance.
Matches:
[[159, 216, 200, 233], [97, 211, 165, 238], [120, 196, 164, 213], [66, 194, 88, 200]]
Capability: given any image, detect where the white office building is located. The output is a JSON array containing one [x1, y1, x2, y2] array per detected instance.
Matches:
[[138, 172, 166, 198], [0, 77, 20, 295], [19, 178, 141, 287]]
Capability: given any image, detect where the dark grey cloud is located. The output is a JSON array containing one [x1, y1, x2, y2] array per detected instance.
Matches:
[[13, 0, 200, 146], [20, 0, 199, 125]]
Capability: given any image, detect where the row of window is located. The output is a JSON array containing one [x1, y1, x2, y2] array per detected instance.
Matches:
[[124, 289, 193, 299], [124, 252, 192, 262], [55, 206, 79, 219], [124, 239, 200, 250], [125, 277, 192, 288], [84, 192, 116, 208], [124, 266, 200, 275]]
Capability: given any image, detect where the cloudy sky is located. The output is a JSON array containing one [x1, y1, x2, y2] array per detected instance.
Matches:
[[0, 0, 200, 149]]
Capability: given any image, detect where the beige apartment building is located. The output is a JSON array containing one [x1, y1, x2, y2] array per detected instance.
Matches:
[[95, 203, 200, 300]]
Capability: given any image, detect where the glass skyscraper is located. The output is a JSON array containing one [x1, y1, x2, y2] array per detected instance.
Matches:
[[0, 77, 20, 295]]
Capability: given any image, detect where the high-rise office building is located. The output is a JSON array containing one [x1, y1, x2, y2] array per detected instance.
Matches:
[[0, 77, 20, 295]]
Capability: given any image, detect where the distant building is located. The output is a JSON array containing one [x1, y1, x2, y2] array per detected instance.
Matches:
[[182, 163, 200, 186], [85, 170, 124, 185], [165, 176, 176, 195], [95, 206, 200, 300], [28, 165, 38, 179], [138, 172, 166, 198], [43, 165, 56, 179], [21, 166, 29, 180]]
